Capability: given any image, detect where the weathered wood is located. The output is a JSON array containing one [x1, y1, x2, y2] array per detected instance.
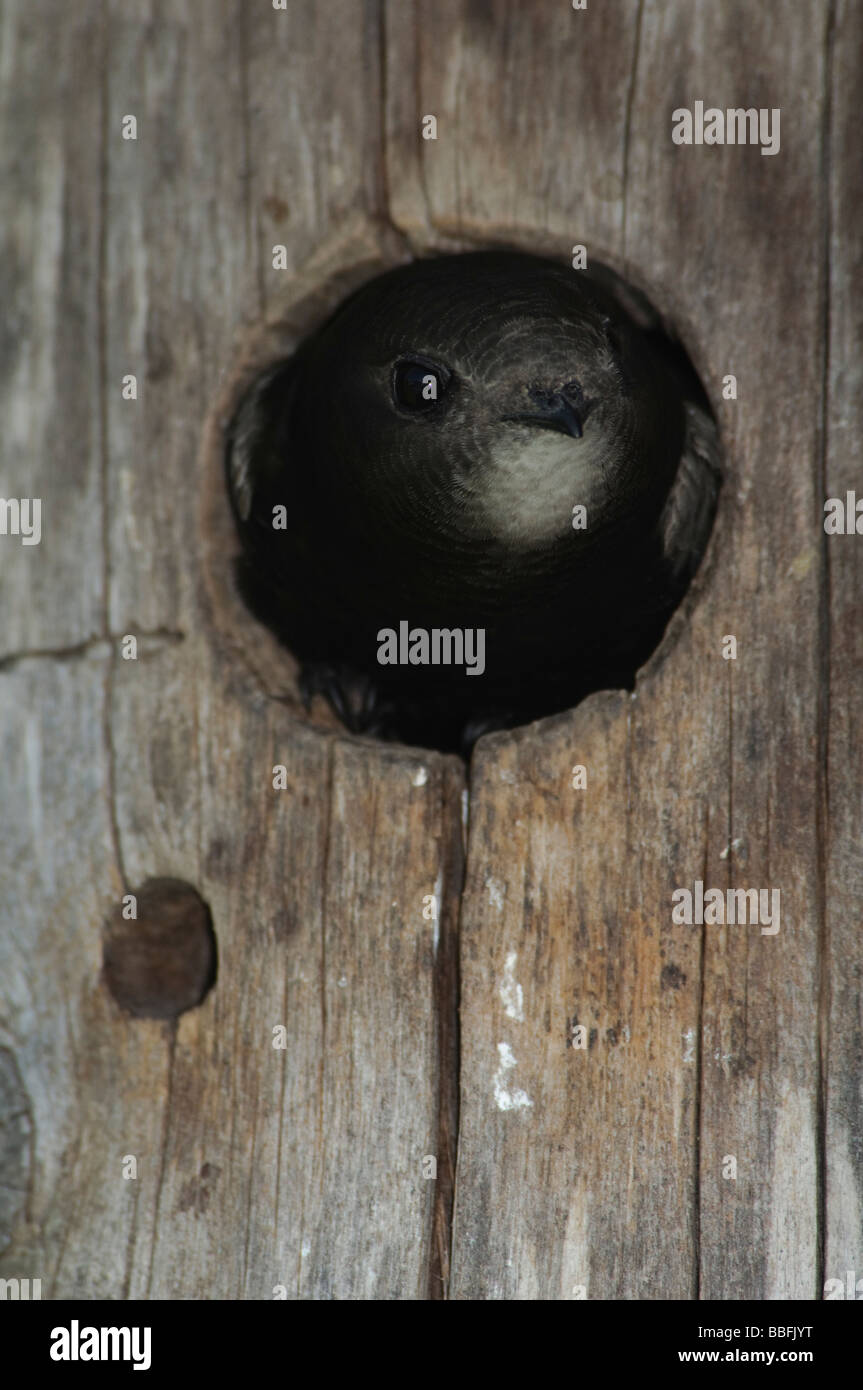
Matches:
[[387, 0, 839, 1299], [823, 0, 863, 1292], [385, 0, 640, 252], [0, 0, 463, 1302], [0, 3, 105, 653], [626, 0, 828, 1302], [1, 0, 860, 1304]]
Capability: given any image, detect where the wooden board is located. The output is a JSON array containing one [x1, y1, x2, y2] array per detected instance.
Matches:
[[823, 0, 863, 1293], [385, 0, 853, 1300], [1, 0, 859, 1302], [0, 0, 462, 1302]]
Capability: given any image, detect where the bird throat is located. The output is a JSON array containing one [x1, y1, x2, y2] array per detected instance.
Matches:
[[481, 424, 617, 546]]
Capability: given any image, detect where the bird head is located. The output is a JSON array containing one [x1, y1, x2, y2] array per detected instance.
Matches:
[[229, 250, 685, 622]]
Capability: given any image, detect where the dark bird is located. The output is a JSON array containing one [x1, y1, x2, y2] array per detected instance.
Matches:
[[226, 250, 720, 754]]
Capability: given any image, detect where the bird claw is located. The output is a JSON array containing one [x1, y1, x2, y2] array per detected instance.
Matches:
[[301, 664, 519, 756], [299, 661, 387, 735]]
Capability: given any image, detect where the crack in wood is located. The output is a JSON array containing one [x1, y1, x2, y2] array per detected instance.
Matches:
[[620, 0, 644, 264], [0, 630, 185, 673], [814, 0, 838, 1302], [428, 761, 465, 1299]]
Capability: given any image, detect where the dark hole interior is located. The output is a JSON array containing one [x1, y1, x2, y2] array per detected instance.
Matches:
[[225, 250, 720, 757]]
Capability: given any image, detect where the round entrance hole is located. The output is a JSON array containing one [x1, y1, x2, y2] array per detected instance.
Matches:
[[204, 236, 720, 756]]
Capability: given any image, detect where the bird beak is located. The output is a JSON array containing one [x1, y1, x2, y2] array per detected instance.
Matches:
[[503, 392, 585, 439]]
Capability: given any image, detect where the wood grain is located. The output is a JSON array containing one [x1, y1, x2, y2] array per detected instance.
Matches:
[[1, 0, 859, 1302], [0, 0, 464, 1302], [823, 0, 863, 1292], [427, 0, 837, 1298], [0, 3, 106, 654]]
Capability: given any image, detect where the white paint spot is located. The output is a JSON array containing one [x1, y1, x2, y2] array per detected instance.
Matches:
[[412, 766, 428, 787], [682, 1028, 696, 1063], [431, 867, 443, 956], [300, 1239, 311, 1258], [493, 1042, 533, 1111], [337, 976, 348, 988], [719, 837, 745, 860], [486, 876, 505, 912], [500, 951, 524, 1020]]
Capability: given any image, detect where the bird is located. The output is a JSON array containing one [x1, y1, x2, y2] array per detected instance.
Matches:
[[225, 249, 720, 754]]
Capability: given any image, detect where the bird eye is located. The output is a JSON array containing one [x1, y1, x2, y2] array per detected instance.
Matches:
[[392, 358, 451, 412]]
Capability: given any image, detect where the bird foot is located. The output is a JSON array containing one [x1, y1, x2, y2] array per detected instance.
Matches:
[[299, 660, 390, 736]]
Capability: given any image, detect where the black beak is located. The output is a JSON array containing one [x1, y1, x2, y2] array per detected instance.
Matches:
[[503, 386, 587, 439]]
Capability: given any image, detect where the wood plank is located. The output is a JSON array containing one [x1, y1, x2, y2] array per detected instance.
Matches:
[[632, 0, 828, 1301], [445, 0, 830, 1298], [1, 0, 854, 1304], [102, 0, 256, 633], [0, 633, 464, 1297], [108, 665, 463, 1299], [0, 650, 127, 1292], [246, 0, 386, 304], [385, 0, 640, 252], [451, 696, 703, 1298], [0, 0, 464, 1302], [0, 1, 105, 653], [823, 0, 863, 1295]]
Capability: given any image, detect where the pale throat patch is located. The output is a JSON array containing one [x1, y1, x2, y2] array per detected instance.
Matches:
[[479, 427, 610, 545]]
